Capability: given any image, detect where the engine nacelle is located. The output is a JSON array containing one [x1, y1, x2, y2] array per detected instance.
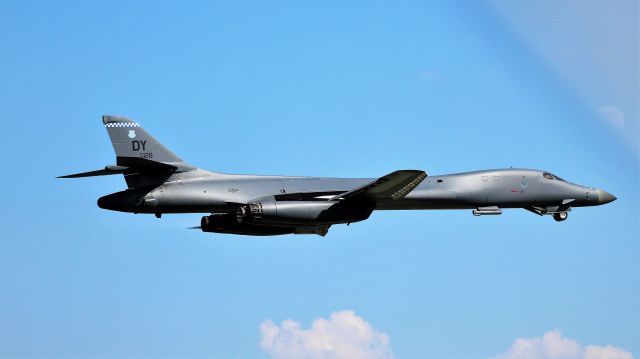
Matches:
[[236, 196, 374, 226], [200, 214, 331, 236], [200, 214, 295, 236]]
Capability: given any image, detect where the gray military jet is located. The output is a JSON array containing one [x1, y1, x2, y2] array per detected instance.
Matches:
[[60, 116, 616, 236]]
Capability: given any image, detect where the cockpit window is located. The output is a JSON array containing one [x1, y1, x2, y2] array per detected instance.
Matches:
[[543, 172, 566, 181]]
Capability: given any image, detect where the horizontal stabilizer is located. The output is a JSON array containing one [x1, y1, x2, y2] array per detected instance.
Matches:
[[115, 156, 178, 172], [58, 158, 178, 179], [331, 170, 427, 201], [58, 165, 129, 178]]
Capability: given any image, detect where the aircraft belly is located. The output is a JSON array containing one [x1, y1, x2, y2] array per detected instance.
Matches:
[[376, 190, 473, 210], [376, 199, 473, 210]]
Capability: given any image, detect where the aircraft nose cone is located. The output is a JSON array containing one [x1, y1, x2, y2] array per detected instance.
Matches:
[[597, 189, 617, 204]]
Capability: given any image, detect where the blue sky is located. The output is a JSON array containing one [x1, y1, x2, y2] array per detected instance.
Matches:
[[0, 1, 638, 358]]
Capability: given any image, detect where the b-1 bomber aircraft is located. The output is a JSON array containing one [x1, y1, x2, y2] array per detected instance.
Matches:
[[60, 116, 616, 236]]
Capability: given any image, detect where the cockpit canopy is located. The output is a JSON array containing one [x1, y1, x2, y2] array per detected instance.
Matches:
[[542, 172, 565, 181]]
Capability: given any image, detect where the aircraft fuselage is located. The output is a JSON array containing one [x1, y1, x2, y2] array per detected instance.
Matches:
[[63, 116, 616, 236], [98, 168, 613, 215]]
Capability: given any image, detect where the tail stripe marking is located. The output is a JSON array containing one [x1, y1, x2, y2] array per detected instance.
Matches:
[[105, 122, 140, 128]]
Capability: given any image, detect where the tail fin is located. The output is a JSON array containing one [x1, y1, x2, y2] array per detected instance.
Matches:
[[103, 115, 183, 165], [102, 115, 193, 188], [59, 115, 193, 189]]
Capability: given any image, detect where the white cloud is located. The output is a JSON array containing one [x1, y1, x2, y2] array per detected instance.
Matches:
[[584, 345, 634, 359], [491, 330, 633, 359], [259, 310, 393, 359], [597, 105, 626, 130]]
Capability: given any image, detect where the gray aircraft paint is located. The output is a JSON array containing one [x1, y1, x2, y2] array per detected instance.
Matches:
[[60, 116, 616, 236]]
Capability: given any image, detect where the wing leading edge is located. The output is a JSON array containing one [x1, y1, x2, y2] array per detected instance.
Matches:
[[331, 170, 427, 201]]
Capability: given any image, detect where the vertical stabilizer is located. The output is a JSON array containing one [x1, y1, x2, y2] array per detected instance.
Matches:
[[59, 116, 195, 189], [101, 115, 192, 188], [102, 115, 184, 165]]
